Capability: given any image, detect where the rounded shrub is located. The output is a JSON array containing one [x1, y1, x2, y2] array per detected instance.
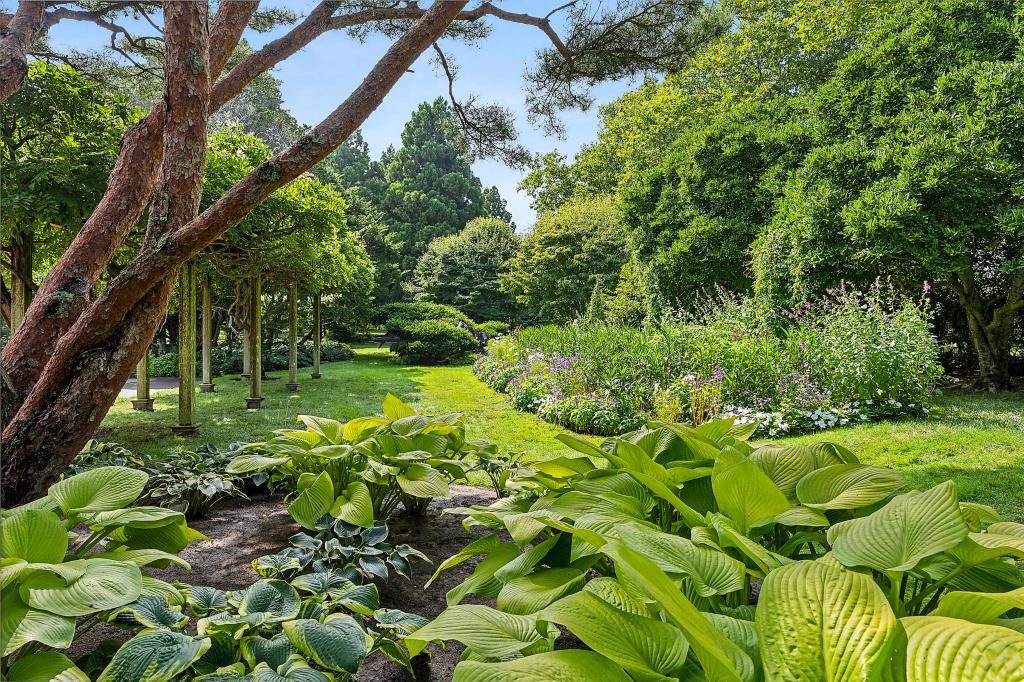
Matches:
[[374, 302, 473, 336], [391, 320, 477, 365], [475, 320, 510, 339]]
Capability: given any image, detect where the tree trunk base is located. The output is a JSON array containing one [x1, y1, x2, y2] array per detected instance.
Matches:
[[286, 383, 300, 392], [245, 396, 265, 409], [132, 399, 155, 411], [199, 383, 216, 393], [311, 373, 322, 379], [171, 423, 199, 436]]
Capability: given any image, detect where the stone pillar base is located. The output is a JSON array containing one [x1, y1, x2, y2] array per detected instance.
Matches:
[[311, 373, 322, 379], [245, 396, 265, 409], [240, 373, 251, 380], [131, 399, 155, 411], [285, 383, 300, 392], [170, 423, 199, 436], [199, 383, 216, 393]]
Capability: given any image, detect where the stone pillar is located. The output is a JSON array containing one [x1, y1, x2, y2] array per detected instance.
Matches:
[[241, 332, 251, 379], [172, 260, 198, 435], [245, 274, 264, 409], [9, 227, 33, 330], [199, 270, 215, 392], [286, 282, 299, 392], [132, 352, 155, 411], [311, 291, 322, 379]]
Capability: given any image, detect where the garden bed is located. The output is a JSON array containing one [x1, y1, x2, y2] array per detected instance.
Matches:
[[69, 487, 497, 681]]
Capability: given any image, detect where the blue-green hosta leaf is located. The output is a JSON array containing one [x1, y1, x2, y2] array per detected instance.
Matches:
[[252, 656, 330, 682], [185, 585, 229, 616], [97, 630, 211, 682], [226, 454, 290, 474], [900, 616, 1024, 681], [48, 466, 148, 515], [496, 567, 586, 615], [396, 463, 449, 499], [282, 613, 368, 673], [712, 448, 790, 534], [617, 523, 745, 597], [290, 571, 357, 598], [329, 481, 374, 528], [453, 650, 631, 682], [238, 580, 300, 621], [539, 591, 690, 680], [20, 558, 142, 617], [756, 556, 899, 682], [141, 576, 185, 606], [382, 393, 416, 420], [829, 481, 969, 573], [404, 604, 547, 659], [6, 651, 90, 682], [287, 472, 334, 530], [1, 590, 75, 656], [796, 464, 905, 510], [198, 612, 268, 638], [241, 633, 296, 669], [373, 608, 429, 636], [108, 595, 188, 630], [252, 553, 303, 578], [583, 577, 652, 617], [933, 586, 1024, 624], [1, 508, 67, 563], [86, 507, 184, 530], [192, 664, 251, 682]]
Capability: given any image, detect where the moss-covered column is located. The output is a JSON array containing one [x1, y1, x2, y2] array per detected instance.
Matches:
[[132, 351, 154, 411], [172, 260, 198, 435], [245, 273, 264, 409], [311, 291, 322, 379], [199, 270, 215, 392], [9, 227, 34, 330], [286, 282, 300, 392]]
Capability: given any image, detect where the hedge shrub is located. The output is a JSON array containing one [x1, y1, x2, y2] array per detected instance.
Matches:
[[391, 320, 477, 365]]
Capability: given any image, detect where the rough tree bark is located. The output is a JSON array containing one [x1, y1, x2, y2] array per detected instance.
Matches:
[[952, 267, 1024, 390], [0, 1, 46, 103]]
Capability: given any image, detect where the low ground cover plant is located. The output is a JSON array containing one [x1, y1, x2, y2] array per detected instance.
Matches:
[[475, 285, 943, 435], [147, 341, 354, 377]]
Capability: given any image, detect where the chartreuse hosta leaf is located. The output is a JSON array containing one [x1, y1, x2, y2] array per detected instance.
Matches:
[[404, 604, 548, 659], [829, 481, 968, 573], [796, 464, 905, 510], [583, 576, 652, 617], [932, 586, 1024, 623], [282, 613, 368, 673], [287, 472, 334, 530], [6, 651, 90, 682], [900, 616, 1024, 681], [329, 481, 374, 528], [396, 462, 449, 499], [226, 453, 290, 474], [712, 448, 790, 534], [617, 523, 745, 597], [1, 589, 75, 655], [538, 591, 690, 681], [750, 443, 856, 500], [453, 650, 632, 682], [110, 517, 208, 554], [97, 630, 211, 682], [1, 508, 68, 563], [383, 392, 417, 420], [756, 556, 900, 682], [19, 557, 143, 617], [297, 414, 346, 443], [93, 548, 191, 570], [48, 466, 148, 515], [496, 567, 586, 615]]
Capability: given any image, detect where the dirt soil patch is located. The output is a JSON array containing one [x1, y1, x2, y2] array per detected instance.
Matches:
[[70, 485, 498, 681]]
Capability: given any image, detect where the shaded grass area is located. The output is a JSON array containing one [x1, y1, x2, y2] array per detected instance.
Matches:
[[100, 346, 1022, 518]]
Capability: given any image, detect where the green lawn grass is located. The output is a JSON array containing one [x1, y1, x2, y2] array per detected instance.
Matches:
[[100, 345, 1023, 518]]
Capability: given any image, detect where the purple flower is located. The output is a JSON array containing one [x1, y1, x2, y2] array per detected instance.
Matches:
[[923, 281, 931, 293]]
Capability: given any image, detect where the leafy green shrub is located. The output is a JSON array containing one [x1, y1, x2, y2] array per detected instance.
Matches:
[[475, 320, 511, 339], [148, 351, 179, 377], [321, 339, 354, 362], [412, 418, 1024, 680], [373, 301, 472, 334], [391, 319, 478, 365]]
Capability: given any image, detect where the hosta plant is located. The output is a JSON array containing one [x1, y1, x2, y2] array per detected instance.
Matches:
[[415, 417, 1024, 681], [141, 449, 248, 519], [253, 519, 430, 584], [0, 466, 205, 679]]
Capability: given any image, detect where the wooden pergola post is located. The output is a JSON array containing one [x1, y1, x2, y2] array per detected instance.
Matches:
[[245, 273, 264, 409], [199, 270, 215, 393], [172, 260, 198, 435], [311, 291, 322, 379], [286, 282, 299, 392], [132, 351, 155, 411]]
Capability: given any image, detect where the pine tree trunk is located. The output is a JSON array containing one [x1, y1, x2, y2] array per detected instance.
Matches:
[[173, 260, 198, 434], [246, 274, 264, 408], [286, 282, 299, 391], [200, 270, 215, 392], [312, 292, 322, 379]]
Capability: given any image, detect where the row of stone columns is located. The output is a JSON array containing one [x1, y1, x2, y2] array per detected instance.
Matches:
[[131, 262, 324, 436]]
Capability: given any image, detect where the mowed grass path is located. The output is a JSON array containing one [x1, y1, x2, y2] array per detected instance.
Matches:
[[101, 345, 1023, 518]]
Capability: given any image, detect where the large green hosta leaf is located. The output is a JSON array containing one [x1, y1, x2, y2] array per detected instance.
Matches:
[[6, 651, 90, 682], [226, 454, 290, 473], [712, 449, 790, 534], [496, 567, 586, 615], [933, 586, 1024, 624], [111, 517, 207, 554], [750, 443, 857, 500], [298, 414, 346, 443], [617, 523, 745, 597], [453, 650, 632, 682], [48, 467, 148, 515], [97, 631, 211, 682], [397, 463, 450, 499], [20, 558, 142, 617], [241, 633, 296, 669], [829, 481, 968, 573], [238, 580, 301, 621], [796, 464, 905, 510], [328, 481, 374, 528], [756, 557, 899, 682], [108, 595, 188, 630], [282, 613, 367, 673], [86, 507, 184, 530], [1, 508, 67, 563], [382, 393, 416, 420], [900, 616, 1024, 681], [287, 472, 334, 530], [405, 604, 547, 659], [538, 591, 690, 681], [1, 590, 75, 655]]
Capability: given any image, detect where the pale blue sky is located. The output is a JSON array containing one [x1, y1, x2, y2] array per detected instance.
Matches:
[[39, 1, 637, 229]]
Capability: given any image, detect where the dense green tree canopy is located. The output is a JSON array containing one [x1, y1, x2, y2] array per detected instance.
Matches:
[[413, 217, 519, 321]]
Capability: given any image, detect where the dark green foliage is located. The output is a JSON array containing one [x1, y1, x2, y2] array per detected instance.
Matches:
[[481, 185, 514, 226], [373, 302, 473, 334], [475, 321, 511, 339], [391, 320, 478, 365], [412, 217, 520, 322], [148, 341, 352, 377], [140, 450, 248, 520]]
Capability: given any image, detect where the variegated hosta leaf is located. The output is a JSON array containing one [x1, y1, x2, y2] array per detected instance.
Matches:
[[19, 558, 143, 617], [6, 651, 90, 682], [374, 608, 430, 636], [796, 464, 905, 510], [829, 481, 969, 573], [282, 613, 368, 673], [756, 557, 899, 682], [538, 591, 690, 679], [287, 472, 335, 530], [290, 571, 379, 615], [48, 466, 148, 515], [328, 481, 374, 528], [253, 656, 330, 682], [252, 554, 303, 578], [238, 580, 300, 621], [198, 612, 268, 639], [617, 523, 745, 597], [1, 508, 67, 563], [404, 604, 547, 659], [933, 586, 1024, 623], [186, 585, 229, 616], [453, 650, 632, 682], [241, 633, 296, 670], [97, 630, 211, 682], [496, 567, 586, 615], [108, 595, 188, 630], [396, 463, 449, 499], [901, 616, 1024, 681], [712, 448, 790, 534], [1, 589, 75, 656]]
